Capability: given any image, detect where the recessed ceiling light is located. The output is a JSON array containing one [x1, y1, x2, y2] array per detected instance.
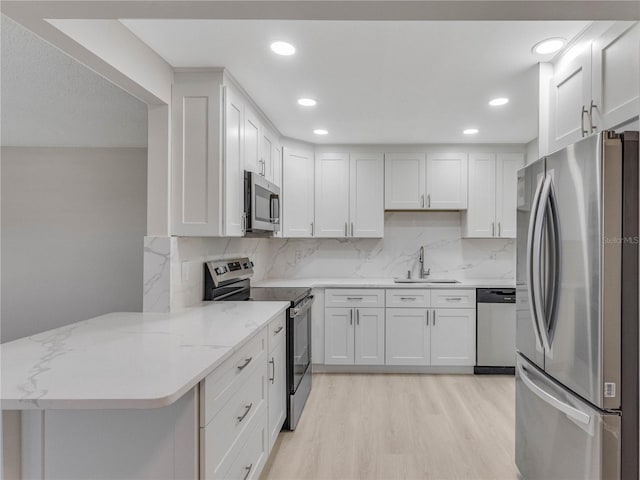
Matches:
[[270, 41, 296, 56], [532, 38, 566, 55], [298, 98, 317, 107], [489, 97, 509, 107], [313, 129, 328, 135], [463, 128, 479, 135]]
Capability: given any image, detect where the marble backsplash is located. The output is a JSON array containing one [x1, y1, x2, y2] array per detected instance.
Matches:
[[165, 212, 515, 309]]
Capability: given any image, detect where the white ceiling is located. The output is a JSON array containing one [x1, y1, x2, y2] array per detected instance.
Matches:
[[1, 15, 147, 147], [120, 19, 589, 144]]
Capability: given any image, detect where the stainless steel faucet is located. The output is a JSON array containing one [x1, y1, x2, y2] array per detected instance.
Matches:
[[419, 246, 430, 279]]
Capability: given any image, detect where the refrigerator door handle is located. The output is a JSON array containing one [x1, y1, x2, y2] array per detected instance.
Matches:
[[527, 175, 546, 349], [544, 180, 561, 347], [518, 362, 591, 426], [532, 176, 553, 352]]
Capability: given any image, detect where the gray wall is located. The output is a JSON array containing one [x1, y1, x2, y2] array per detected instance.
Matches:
[[1, 147, 147, 342]]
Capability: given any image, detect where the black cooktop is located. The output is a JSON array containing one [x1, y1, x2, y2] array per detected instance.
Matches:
[[250, 287, 311, 306]]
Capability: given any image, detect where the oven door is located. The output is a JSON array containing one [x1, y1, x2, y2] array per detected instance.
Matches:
[[288, 295, 313, 394], [249, 172, 280, 232]]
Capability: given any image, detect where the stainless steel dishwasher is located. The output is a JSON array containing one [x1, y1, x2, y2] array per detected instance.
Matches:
[[474, 288, 516, 374]]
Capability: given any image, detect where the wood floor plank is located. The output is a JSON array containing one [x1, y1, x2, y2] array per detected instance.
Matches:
[[262, 373, 518, 480]]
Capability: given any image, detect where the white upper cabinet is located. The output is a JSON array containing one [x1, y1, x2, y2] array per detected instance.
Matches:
[[545, 21, 639, 155], [261, 127, 276, 182], [282, 147, 315, 237], [172, 72, 247, 237], [384, 153, 425, 210], [463, 152, 523, 238], [244, 106, 262, 175], [495, 153, 524, 238], [272, 142, 282, 188], [426, 152, 468, 209], [385, 152, 467, 210], [222, 85, 245, 237], [314, 152, 384, 238], [315, 153, 350, 237], [591, 22, 640, 132]]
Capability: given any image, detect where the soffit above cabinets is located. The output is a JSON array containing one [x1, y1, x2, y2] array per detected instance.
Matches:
[[118, 19, 590, 144]]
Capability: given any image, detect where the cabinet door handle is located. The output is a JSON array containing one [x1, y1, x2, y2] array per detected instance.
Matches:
[[351, 222, 354, 237], [346, 297, 363, 301], [491, 222, 495, 236], [445, 297, 463, 301], [588, 100, 597, 133], [356, 309, 360, 325], [400, 297, 416, 301], [237, 402, 253, 423], [498, 222, 501, 237], [421, 194, 425, 208], [269, 358, 275, 383], [344, 222, 348, 236], [237, 357, 252, 371], [350, 309, 353, 325], [427, 194, 431, 208], [243, 464, 253, 480], [432, 310, 436, 326], [274, 325, 284, 335], [581, 105, 589, 137], [426, 310, 429, 326], [310, 222, 314, 236]]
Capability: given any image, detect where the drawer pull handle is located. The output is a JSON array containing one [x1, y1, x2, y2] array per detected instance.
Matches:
[[445, 297, 463, 301], [346, 297, 363, 301], [237, 403, 253, 423], [237, 357, 253, 371], [400, 297, 416, 301], [274, 326, 284, 335], [269, 358, 275, 383], [243, 464, 253, 480]]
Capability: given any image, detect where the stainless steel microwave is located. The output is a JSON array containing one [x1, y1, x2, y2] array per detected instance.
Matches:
[[244, 171, 280, 235]]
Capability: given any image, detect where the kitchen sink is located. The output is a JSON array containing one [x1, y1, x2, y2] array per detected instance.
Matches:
[[394, 278, 460, 284]]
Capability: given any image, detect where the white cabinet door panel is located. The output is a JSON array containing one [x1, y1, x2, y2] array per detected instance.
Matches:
[[354, 308, 385, 365], [350, 153, 384, 237], [430, 309, 475, 366], [223, 86, 244, 237], [315, 153, 350, 237], [261, 127, 275, 181], [384, 153, 425, 210], [324, 308, 354, 365], [465, 153, 496, 237], [282, 148, 314, 237], [495, 153, 524, 238], [592, 22, 640, 130], [426, 152, 468, 209], [244, 107, 261, 175], [549, 44, 592, 153], [385, 308, 429, 366]]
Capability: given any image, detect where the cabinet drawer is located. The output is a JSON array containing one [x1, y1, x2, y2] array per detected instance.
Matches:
[[325, 289, 385, 308], [220, 412, 268, 480], [386, 289, 430, 308], [430, 289, 476, 308], [200, 329, 266, 426], [268, 313, 286, 352], [200, 362, 267, 478]]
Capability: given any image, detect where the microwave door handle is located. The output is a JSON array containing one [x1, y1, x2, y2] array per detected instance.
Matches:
[[270, 194, 280, 223]]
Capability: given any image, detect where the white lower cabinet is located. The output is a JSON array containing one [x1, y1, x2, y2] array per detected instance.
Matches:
[[385, 308, 430, 365], [324, 307, 385, 365], [430, 308, 476, 366], [200, 313, 286, 480], [384, 289, 476, 367]]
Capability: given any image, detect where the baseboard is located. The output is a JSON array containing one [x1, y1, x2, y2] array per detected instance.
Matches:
[[311, 364, 474, 374]]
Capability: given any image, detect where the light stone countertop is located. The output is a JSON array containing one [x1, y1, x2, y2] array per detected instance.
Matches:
[[253, 277, 515, 289], [0, 301, 289, 410]]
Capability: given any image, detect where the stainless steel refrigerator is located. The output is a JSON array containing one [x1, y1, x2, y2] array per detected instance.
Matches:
[[515, 130, 638, 479]]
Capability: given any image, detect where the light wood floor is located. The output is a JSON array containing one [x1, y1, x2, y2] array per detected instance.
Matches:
[[262, 373, 517, 480]]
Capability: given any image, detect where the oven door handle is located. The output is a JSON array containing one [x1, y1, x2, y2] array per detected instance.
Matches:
[[290, 295, 315, 318]]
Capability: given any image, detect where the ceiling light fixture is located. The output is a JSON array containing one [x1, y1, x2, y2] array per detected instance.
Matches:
[[489, 97, 509, 107], [270, 41, 296, 56], [313, 129, 328, 135], [532, 38, 566, 55], [463, 128, 479, 135], [298, 98, 317, 107]]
